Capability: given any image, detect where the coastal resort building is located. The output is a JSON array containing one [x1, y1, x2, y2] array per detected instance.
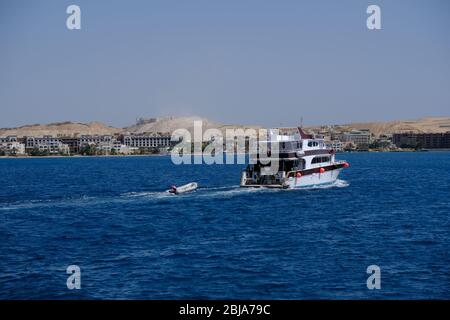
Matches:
[[123, 135, 172, 149], [340, 129, 371, 148], [0, 136, 26, 155], [393, 132, 450, 149], [25, 136, 70, 155]]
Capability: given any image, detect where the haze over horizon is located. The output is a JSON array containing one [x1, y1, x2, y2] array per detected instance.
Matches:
[[1, 0, 450, 128]]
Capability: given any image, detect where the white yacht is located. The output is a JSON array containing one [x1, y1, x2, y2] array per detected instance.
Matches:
[[240, 127, 349, 189]]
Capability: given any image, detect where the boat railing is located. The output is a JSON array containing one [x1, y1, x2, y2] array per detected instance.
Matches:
[[286, 170, 302, 178]]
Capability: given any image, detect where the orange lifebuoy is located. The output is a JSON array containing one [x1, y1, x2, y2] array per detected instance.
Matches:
[[296, 172, 302, 178], [319, 168, 325, 174]]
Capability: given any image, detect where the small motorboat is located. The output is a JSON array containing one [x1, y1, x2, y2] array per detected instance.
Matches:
[[168, 182, 198, 195]]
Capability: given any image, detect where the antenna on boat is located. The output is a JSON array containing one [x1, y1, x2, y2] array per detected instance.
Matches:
[[300, 116, 303, 128]]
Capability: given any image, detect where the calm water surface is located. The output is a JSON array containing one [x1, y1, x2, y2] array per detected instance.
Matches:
[[0, 152, 449, 299]]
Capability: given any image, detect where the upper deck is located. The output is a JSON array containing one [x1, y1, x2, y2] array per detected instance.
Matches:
[[250, 127, 333, 161]]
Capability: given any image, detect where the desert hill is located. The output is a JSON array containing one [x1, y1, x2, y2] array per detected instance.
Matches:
[[124, 116, 222, 135], [307, 117, 450, 137], [1, 116, 449, 138], [125, 116, 261, 135], [342, 117, 450, 137], [0, 121, 121, 137], [0, 117, 261, 138]]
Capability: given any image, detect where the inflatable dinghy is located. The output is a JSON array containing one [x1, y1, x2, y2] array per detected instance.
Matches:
[[168, 182, 198, 195]]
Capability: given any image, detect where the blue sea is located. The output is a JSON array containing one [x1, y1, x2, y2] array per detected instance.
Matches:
[[0, 152, 449, 299]]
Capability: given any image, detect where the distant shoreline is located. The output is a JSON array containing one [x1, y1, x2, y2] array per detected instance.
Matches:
[[1, 149, 450, 159], [0, 154, 168, 159]]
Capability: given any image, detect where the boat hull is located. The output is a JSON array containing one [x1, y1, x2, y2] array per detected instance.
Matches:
[[283, 168, 343, 189]]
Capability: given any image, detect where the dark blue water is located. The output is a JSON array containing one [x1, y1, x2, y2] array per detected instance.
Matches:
[[0, 152, 449, 299]]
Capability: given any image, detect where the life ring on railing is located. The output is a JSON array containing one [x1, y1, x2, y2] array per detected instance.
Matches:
[[319, 168, 325, 174], [296, 172, 302, 178]]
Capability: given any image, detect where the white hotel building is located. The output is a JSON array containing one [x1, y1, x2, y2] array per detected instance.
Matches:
[[79, 135, 113, 146], [0, 136, 26, 155], [123, 135, 172, 149], [25, 136, 69, 154]]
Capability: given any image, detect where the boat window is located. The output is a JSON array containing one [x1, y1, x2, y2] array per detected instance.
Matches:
[[308, 141, 319, 147], [312, 156, 331, 164]]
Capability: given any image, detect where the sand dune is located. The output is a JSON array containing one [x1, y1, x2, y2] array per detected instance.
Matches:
[[1, 117, 449, 138], [0, 121, 121, 137], [124, 116, 222, 135], [340, 117, 450, 137]]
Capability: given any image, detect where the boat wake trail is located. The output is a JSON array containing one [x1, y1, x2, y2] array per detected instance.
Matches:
[[0, 195, 104, 211], [334, 179, 350, 188], [292, 179, 350, 190], [197, 186, 268, 198], [120, 185, 259, 200], [0, 180, 350, 211], [120, 191, 173, 199]]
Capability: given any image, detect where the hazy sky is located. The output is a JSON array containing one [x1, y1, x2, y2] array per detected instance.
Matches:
[[1, 0, 449, 128]]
